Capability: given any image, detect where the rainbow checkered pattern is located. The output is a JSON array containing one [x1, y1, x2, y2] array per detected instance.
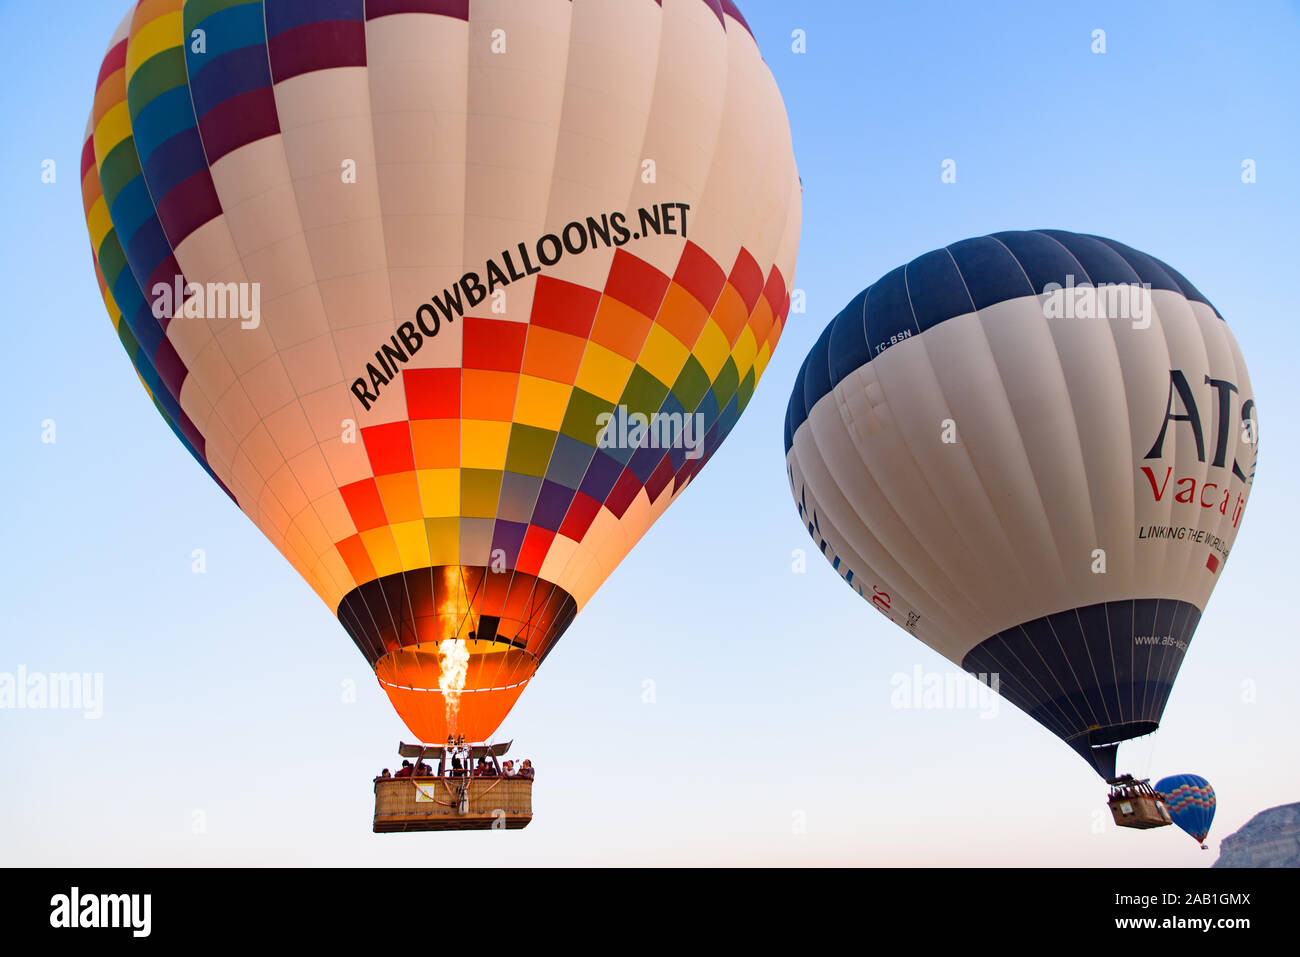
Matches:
[[1163, 783, 1216, 814], [335, 247, 786, 588]]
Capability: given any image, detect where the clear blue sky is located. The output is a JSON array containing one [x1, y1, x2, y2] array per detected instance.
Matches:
[[1, 0, 1297, 865]]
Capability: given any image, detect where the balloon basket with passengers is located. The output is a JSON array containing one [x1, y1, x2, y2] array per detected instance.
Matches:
[[374, 740, 535, 833], [1106, 775, 1172, 831]]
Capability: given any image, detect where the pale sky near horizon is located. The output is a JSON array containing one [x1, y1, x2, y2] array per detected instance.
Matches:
[[2, 0, 1297, 866]]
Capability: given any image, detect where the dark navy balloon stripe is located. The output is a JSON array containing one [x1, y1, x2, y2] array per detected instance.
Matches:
[[784, 229, 1221, 453], [961, 597, 1202, 778]]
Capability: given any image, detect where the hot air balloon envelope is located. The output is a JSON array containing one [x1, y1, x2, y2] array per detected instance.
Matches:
[[1157, 773, 1216, 845], [83, 0, 801, 745], [785, 230, 1257, 778]]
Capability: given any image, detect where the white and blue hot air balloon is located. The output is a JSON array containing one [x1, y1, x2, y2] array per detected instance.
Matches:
[[784, 230, 1258, 780]]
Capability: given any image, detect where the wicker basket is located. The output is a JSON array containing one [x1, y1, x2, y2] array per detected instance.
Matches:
[[1109, 793, 1172, 830], [373, 776, 533, 833]]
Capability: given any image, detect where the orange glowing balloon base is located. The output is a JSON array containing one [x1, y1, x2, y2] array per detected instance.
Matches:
[[339, 565, 576, 743], [376, 648, 534, 744]]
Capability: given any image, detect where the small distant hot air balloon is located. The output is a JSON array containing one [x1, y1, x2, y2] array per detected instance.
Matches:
[[83, 0, 800, 828], [785, 230, 1257, 782], [1157, 774, 1216, 848]]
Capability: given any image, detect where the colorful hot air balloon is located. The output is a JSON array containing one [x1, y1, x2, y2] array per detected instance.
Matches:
[[785, 230, 1257, 780], [1156, 773, 1216, 847], [83, 0, 800, 746]]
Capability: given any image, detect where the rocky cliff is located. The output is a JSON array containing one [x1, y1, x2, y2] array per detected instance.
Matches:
[[1212, 802, 1300, 868]]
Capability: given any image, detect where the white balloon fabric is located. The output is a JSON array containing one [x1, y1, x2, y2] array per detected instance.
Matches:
[[785, 230, 1258, 778]]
